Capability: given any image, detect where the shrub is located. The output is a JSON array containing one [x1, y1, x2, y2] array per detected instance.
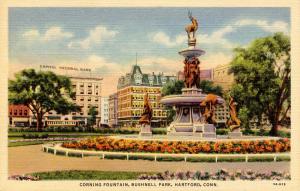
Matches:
[[217, 156, 244, 162], [186, 157, 215, 162], [276, 155, 290, 162], [129, 155, 155, 161], [156, 156, 185, 162], [104, 154, 127, 160], [248, 156, 274, 162]]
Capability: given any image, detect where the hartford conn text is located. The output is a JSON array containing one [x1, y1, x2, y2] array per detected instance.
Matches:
[[79, 182, 217, 187]]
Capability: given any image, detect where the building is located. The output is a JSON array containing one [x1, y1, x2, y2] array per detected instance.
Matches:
[[215, 104, 230, 125], [212, 64, 234, 91], [101, 97, 109, 125], [44, 76, 103, 126], [117, 65, 176, 127], [8, 104, 30, 127], [177, 69, 212, 81], [108, 93, 118, 127], [200, 69, 212, 81]]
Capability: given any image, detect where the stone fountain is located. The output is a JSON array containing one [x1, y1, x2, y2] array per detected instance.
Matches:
[[160, 13, 224, 138]]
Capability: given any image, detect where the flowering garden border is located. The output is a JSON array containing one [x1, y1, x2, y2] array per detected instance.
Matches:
[[42, 143, 290, 163]]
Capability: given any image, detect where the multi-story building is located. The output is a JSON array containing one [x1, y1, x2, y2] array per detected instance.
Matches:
[[8, 104, 31, 127], [45, 76, 103, 126], [215, 104, 230, 125], [200, 69, 213, 81], [108, 93, 118, 127], [101, 97, 109, 125], [212, 64, 234, 91], [117, 65, 176, 127]]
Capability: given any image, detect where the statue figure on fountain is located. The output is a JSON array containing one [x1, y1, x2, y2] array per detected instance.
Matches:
[[184, 56, 200, 88], [139, 93, 153, 136], [200, 94, 220, 124], [185, 11, 198, 40], [226, 96, 241, 132]]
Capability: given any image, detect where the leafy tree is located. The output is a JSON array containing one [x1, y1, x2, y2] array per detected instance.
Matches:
[[9, 69, 81, 131], [161, 80, 184, 96], [229, 33, 290, 136], [199, 80, 223, 96], [87, 106, 98, 129], [161, 80, 184, 125]]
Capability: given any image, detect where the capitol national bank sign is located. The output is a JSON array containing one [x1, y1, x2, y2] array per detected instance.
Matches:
[[40, 65, 92, 72]]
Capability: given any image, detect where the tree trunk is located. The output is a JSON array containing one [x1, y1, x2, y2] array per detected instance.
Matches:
[[36, 113, 43, 132], [269, 122, 279, 136], [269, 113, 279, 136]]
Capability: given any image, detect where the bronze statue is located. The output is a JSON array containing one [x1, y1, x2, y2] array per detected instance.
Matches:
[[185, 11, 198, 39], [200, 94, 219, 124], [184, 56, 200, 88], [226, 96, 241, 131], [139, 93, 153, 125]]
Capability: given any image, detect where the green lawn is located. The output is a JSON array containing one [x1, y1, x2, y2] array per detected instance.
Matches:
[[28, 170, 155, 180], [8, 141, 45, 147], [8, 140, 63, 147]]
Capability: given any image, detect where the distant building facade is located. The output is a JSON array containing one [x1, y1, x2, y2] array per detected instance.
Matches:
[[101, 97, 109, 125], [108, 93, 118, 127], [200, 69, 213, 81], [8, 104, 30, 127], [177, 69, 212, 81], [212, 64, 234, 91], [117, 65, 176, 127], [44, 76, 103, 126]]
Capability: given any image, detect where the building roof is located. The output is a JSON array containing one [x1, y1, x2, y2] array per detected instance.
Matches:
[[117, 65, 176, 89]]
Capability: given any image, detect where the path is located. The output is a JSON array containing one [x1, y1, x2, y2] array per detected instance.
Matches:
[[8, 145, 290, 175]]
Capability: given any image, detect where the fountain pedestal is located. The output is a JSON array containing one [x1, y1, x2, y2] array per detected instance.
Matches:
[[139, 125, 152, 136], [228, 128, 243, 138], [161, 87, 223, 137]]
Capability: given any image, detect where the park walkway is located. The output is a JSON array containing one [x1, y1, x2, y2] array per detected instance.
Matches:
[[9, 145, 290, 176]]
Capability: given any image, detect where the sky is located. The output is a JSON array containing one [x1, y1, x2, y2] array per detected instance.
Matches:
[[9, 8, 290, 96]]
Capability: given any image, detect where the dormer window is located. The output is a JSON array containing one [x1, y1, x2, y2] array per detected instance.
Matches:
[[149, 75, 154, 86], [161, 76, 167, 85], [134, 73, 142, 85]]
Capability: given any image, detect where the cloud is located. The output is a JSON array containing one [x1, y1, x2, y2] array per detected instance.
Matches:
[[201, 52, 233, 70], [22, 27, 73, 41], [43, 27, 73, 41], [22, 29, 40, 39], [151, 32, 186, 47], [151, 19, 289, 50], [235, 19, 289, 34], [138, 56, 182, 75], [68, 26, 118, 49]]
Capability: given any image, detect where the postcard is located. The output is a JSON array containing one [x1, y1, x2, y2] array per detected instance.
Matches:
[[0, 0, 300, 191]]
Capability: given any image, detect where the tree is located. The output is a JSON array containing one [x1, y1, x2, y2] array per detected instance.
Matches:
[[229, 33, 290, 136], [161, 80, 184, 96], [9, 69, 81, 131], [199, 80, 223, 96], [87, 106, 98, 130]]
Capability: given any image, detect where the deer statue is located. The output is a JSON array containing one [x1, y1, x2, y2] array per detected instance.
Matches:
[[185, 11, 198, 39]]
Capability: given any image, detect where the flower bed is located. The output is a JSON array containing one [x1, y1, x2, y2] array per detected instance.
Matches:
[[61, 137, 290, 154], [138, 169, 291, 180]]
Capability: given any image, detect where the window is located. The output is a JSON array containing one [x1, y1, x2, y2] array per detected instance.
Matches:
[[24, 110, 28, 115], [80, 97, 84, 101], [88, 97, 91, 101], [19, 110, 22, 115], [14, 110, 17, 115]]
